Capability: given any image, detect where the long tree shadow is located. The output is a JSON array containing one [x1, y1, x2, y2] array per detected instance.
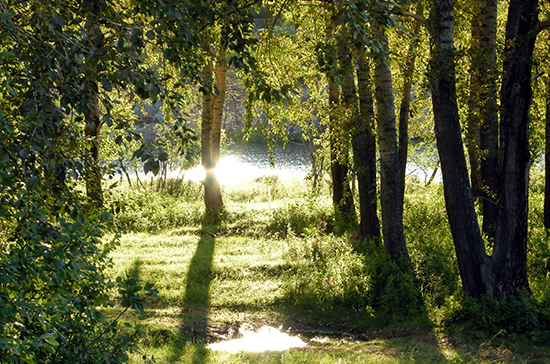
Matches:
[[169, 218, 218, 364]]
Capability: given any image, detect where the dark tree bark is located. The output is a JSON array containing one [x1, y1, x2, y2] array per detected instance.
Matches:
[[489, 0, 539, 298], [337, 21, 379, 240], [466, 0, 499, 239], [428, 0, 488, 297], [429, 0, 545, 299], [354, 53, 381, 240], [374, 30, 410, 263], [335, 16, 371, 236]]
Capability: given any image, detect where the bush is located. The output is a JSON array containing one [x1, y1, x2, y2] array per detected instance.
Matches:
[[364, 244, 423, 322], [0, 194, 156, 363], [443, 290, 550, 343], [403, 182, 460, 310]]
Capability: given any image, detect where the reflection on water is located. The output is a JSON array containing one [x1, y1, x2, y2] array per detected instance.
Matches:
[[184, 143, 312, 185], [159, 142, 441, 185], [207, 326, 308, 352]]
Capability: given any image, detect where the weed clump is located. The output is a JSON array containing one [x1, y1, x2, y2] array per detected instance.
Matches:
[[267, 195, 334, 237]]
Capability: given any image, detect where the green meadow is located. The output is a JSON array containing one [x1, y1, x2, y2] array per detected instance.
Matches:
[[103, 175, 550, 363]]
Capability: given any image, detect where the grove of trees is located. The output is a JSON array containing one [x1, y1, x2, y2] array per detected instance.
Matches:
[[1, 0, 550, 361]]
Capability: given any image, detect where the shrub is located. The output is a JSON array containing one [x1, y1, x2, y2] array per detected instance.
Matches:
[[443, 290, 550, 343], [0, 194, 157, 363], [404, 182, 460, 309], [364, 245, 423, 323]]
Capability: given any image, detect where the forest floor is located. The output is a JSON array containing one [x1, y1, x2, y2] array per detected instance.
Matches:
[[104, 178, 550, 363]]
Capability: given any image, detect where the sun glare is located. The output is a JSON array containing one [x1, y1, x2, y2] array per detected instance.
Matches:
[[181, 155, 308, 185], [207, 326, 308, 352]]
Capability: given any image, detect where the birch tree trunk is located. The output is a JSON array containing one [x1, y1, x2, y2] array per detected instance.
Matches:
[[374, 30, 410, 263], [81, 23, 104, 207], [398, 1, 423, 203], [84, 90, 103, 207], [327, 10, 354, 218], [201, 56, 223, 212], [545, 78, 550, 231], [212, 46, 227, 166]]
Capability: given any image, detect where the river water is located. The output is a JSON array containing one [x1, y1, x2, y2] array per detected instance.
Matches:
[[183, 143, 313, 184], [176, 142, 440, 185]]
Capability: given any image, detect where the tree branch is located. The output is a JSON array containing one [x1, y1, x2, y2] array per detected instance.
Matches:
[[399, 11, 428, 26], [532, 72, 544, 82]]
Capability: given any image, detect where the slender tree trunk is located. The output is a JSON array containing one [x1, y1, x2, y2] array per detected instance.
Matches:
[[467, 0, 499, 239], [202, 58, 223, 211], [212, 46, 227, 166], [355, 53, 381, 240], [338, 25, 378, 239], [373, 30, 410, 263], [84, 88, 103, 207], [545, 78, 550, 231], [466, 18, 482, 201], [327, 10, 354, 218], [428, 0, 488, 297], [398, 1, 423, 203], [328, 77, 354, 217], [489, 0, 538, 298], [83, 24, 104, 207]]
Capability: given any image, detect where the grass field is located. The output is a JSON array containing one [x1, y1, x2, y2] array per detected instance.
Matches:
[[104, 176, 550, 363]]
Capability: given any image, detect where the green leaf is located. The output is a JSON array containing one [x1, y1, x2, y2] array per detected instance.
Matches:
[[39, 333, 59, 352]]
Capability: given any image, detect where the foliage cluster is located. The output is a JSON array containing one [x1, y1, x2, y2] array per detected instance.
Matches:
[[443, 290, 550, 344], [0, 1, 161, 362], [404, 181, 460, 309]]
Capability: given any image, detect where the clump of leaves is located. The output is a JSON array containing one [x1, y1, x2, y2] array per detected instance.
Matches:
[[268, 195, 334, 237]]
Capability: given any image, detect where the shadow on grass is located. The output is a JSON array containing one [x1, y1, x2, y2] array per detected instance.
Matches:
[[168, 215, 219, 364], [128, 258, 143, 280]]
